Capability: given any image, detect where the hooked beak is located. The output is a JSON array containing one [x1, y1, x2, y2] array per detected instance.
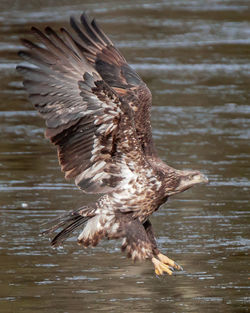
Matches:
[[168, 170, 209, 196], [194, 173, 209, 184]]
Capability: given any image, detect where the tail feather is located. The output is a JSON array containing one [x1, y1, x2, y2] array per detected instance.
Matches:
[[51, 215, 90, 247], [41, 206, 96, 247]]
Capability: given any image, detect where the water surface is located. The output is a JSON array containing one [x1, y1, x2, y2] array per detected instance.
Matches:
[[0, 0, 249, 312]]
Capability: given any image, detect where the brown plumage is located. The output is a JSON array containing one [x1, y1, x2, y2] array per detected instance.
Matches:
[[17, 13, 208, 275]]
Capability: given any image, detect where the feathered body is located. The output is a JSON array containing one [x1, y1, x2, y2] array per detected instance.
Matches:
[[17, 13, 208, 275]]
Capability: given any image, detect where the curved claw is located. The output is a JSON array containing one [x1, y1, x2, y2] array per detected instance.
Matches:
[[174, 262, 183, 271], [152, 257, 174, 276], [157, 253, 183, 271]]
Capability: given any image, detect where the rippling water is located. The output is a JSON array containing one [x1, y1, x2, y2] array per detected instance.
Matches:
[[0, 1, 249, 312]]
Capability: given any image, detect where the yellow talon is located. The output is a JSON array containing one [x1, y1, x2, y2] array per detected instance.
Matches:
[[155, 268, 161, 276], [157, 253, 183, 271], [152, 257, 173, 276]]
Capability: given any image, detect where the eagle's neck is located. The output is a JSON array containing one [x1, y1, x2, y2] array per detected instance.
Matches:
[[163, 167, 208, 197], [148, 157, 208, 197]]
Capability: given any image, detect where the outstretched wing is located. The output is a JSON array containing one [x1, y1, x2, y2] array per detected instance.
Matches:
[[68, 13, 156, 156], [17, 23, 148, 194]]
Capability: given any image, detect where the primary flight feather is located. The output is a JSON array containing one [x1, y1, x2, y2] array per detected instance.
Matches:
[[17, 13, 208, 275]]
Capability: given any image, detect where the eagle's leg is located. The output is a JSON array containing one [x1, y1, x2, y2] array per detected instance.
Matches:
[[120, 220, 169, 275], [143, 220, 183, 273], [121, 217, 153, 261], [120, 216, 181, 275]]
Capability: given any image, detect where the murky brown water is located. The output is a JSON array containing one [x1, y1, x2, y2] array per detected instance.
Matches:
[[0, 0, 249, 312]]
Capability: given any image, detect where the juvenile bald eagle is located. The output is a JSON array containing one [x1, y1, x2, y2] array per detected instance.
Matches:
[[17, 13, 208, 275]]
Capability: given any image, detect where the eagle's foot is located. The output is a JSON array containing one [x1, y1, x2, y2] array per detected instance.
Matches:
[[157, 253, 183, 271], [152, 257, 174, 276]]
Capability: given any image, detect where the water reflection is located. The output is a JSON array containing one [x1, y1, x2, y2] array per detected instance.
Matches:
[[0, 0, 249, 312]]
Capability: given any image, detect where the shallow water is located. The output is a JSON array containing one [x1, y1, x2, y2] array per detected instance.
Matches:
[[0, 0, 249, 312]]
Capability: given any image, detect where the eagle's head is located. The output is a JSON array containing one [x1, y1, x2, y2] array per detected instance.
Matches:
[[177, 170, 208, 193], [166, 170, 208, 196]]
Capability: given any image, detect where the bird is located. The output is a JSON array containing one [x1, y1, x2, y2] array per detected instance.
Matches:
[[17, 12, 208, 276]]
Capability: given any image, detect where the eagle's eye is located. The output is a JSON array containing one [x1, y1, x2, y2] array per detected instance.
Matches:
[[190, 172, 209, 184], [192, 173, 200, 180]]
